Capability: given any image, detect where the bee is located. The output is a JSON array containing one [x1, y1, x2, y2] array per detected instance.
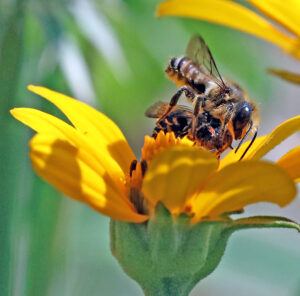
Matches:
[[157, 35, 260, 158], [145, 101, 233, 156]]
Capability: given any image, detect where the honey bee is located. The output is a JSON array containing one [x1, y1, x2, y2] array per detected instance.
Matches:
[[145, 101, 233, 155], [156, 35, 260, 158]]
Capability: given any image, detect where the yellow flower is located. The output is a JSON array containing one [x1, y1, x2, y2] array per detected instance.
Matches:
[[11, 86, 300, 224], [157, 0, 300, 83]]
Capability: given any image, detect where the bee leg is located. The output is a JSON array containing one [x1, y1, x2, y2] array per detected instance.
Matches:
[[191, 100, 200, 140], [183, 86, 196, 102], [220, 102, 234, 138], [159, 86, 194, 121], [191, 96, 206, 139]]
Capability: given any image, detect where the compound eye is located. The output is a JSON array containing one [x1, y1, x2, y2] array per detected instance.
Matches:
[[233, 102, 253, 139]]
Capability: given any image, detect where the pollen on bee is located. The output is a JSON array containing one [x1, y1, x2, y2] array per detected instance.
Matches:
[[208, 126, 216, 137]]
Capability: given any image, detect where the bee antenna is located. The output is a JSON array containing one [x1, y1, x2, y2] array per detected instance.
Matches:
[[239, 130, 258, 161], [235, 121, 253, 153]]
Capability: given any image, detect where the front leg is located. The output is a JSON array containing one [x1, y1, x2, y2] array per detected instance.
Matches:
[[159, 86, 195, 122], [220, 102, 234, 136]]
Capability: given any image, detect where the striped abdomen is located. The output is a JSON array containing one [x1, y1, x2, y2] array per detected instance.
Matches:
[[165, 57, 210, 94], [152, 109, 191, 138]]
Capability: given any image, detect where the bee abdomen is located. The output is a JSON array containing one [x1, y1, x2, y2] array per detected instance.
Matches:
[[169, 57, 188, 71], [152, 110, 190, 138], [167, 57, 208, 93]]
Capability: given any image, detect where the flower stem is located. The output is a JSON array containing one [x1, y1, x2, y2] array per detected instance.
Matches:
[[142, 276, 194, 296]]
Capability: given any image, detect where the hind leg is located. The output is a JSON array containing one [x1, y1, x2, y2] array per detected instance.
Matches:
[[159, 86, 195, 122], [191, 95, 206, 139]]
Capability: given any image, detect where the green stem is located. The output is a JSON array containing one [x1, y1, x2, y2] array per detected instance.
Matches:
[[142, 276, 194, 296]]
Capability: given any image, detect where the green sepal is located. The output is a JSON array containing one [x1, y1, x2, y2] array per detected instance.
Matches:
[[225, 215, 300, 233], [110, 204, 300, 296], [110, 203, 231, 296]]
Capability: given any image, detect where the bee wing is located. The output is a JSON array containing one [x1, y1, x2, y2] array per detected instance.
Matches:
[[145, 101, 193, 118], [186, 35, 228, 90], [145, 101, 170, 118]]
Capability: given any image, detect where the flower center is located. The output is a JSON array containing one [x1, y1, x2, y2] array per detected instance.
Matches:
[[125, 131, 194, 214], [127, 160, 149, 214], [142, 130, 194, 162]]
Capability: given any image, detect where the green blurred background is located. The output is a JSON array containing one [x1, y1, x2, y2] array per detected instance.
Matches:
[[1, 0, 300, 295]]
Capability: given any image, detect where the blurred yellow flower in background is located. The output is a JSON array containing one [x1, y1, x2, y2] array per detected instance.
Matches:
[[157, 0, 300, 84], [10, 86, 300, 224]]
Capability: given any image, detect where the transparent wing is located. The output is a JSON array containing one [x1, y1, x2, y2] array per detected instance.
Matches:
[[145, 101, 193, 118], [145, 101, 169, 118], [186, 35, 228, 90]]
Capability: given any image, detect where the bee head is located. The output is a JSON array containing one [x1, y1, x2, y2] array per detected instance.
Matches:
[[232, 102, 253, 139]]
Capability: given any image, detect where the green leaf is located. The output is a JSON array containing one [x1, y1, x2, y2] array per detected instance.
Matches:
[[0, 1, 25, 294]]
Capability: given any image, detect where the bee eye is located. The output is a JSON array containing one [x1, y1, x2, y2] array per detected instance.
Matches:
[[233, 102, 253, 139]]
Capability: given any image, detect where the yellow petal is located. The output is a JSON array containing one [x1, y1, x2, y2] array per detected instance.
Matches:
[[157, 0, 295, 54], [249, 0, 300, 37], [30, 133, 148, 223], [11, 107, 79, 136], [219, 135, 267, 169], [142, 146, 218, 213], [27, 85, 135, 174], [268, 69, 300, 84], [277, 146, 300, 182], [191, 161, 296, 223], [10, 108, 126, 190], [247, 115, 300, 160]]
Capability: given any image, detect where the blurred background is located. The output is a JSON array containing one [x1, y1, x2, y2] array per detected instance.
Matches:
[[1, 0, 300, 295]]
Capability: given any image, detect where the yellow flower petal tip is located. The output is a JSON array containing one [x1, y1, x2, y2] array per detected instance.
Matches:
[[10, 108, 18, 117], [27, 84, 48, 97], [268, 69, 300, 84], [10, 107, 38, 126], [277, 146, 300, 183], [248, 115, 300, 160], [27, 84, 37, 91], [27, 85, 62, 102]]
